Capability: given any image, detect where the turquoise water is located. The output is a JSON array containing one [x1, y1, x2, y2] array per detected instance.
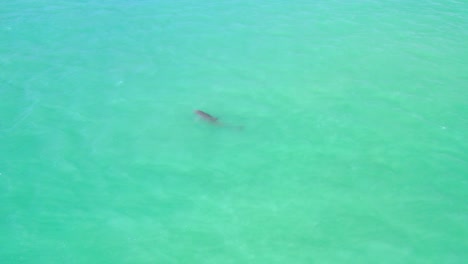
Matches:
[[1, 0, 467, 263]]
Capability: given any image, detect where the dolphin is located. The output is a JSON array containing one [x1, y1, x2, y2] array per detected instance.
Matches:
[[194, 110, 243, 130], [194, 110, 219, 124]]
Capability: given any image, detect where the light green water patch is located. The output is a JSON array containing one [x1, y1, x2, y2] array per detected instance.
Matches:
[[1, 0, 467, 263]]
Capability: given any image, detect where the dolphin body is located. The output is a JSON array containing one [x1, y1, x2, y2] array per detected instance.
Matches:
[[194, 110, 219, 123], [194, 110, 243, 130]]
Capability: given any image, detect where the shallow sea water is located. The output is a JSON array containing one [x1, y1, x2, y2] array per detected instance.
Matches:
[[1, 0, 467, 263]]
